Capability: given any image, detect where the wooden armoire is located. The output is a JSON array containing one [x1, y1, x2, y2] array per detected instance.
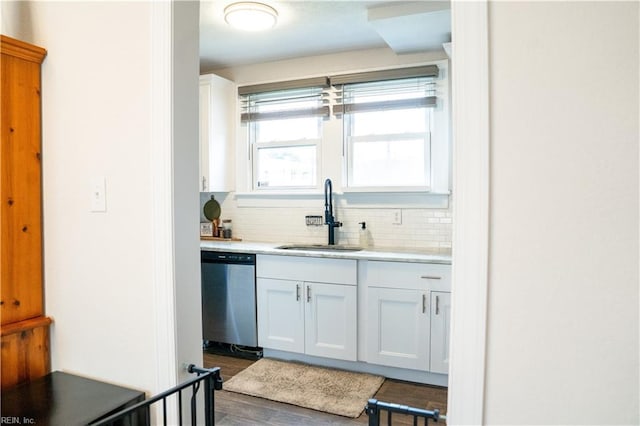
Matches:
[[1, 35, 52, 389]]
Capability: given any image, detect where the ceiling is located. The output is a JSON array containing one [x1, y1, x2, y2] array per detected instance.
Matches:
[[199, 1, 451, 72]]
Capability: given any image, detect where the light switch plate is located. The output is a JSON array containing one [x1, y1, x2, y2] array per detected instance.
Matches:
[[90, 177, 106, 212]]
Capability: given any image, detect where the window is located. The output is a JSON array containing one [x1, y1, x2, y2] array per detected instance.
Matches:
[[333, 67, 438, 189], [238, 64, 448, 195], [240, 79, 329, 190]]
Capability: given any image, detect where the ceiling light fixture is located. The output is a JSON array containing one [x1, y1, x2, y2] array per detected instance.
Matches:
[[224, 2, 278, 32]]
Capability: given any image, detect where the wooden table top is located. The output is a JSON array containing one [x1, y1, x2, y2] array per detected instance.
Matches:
[[1, 371, 145, 425]]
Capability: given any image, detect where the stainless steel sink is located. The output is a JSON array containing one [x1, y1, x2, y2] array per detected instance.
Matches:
[[276, 244, 363, 252]]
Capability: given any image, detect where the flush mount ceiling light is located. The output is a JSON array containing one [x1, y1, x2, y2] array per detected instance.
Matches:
[[224, 2, 278, 31]]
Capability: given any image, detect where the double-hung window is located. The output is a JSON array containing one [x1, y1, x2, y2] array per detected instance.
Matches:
[[333, 66, 439, 189], [240, 78, 330, 190], [238, 64, 447, 195]]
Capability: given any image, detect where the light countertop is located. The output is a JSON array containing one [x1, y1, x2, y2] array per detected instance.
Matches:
[[200, 240, 451, 264]]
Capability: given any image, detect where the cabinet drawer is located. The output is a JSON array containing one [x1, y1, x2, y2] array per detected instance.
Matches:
[[365, 261, 451, 291], [257, 255, 357, 285]]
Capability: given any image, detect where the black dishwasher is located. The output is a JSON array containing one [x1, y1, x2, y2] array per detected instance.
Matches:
[[201, 251, 258, 348]]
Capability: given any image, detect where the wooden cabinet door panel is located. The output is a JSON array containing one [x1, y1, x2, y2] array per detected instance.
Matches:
[[1, 37, 45, 325], [1, 317, 51, 389]]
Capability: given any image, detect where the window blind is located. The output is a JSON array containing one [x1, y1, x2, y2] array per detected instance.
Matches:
[[331, 66, 438, 116], [239, 77, 330, 122]]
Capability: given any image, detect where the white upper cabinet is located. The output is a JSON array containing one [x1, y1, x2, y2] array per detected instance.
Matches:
[[199, 74, 235, 192]]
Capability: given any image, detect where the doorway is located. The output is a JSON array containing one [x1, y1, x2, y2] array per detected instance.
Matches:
[[158, 2, 490, 425]]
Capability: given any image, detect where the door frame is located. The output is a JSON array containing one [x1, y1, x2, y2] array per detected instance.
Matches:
[[150, 0, 179, 420], [448, 1, 490, 424], [150, 1, 491, 425]]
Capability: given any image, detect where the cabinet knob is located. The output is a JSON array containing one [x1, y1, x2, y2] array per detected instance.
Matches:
[[13, 299, 20, 306]]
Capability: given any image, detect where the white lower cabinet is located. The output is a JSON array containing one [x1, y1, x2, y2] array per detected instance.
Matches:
[[256, 255, 358, 361], [429, 291, 451, 374], [256, 255, 451, 378], [364, 260, 451, 373], [366, 287, 430, 370]]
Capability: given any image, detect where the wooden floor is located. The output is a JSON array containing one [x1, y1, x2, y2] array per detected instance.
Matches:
[[204, 352, 447, 425]]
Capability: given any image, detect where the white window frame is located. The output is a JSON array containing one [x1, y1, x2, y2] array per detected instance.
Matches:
[[240, 82, 328, 192], [337, 61, 449, 194], [343, 109, 433, 191], [250, 134, 322, 191]]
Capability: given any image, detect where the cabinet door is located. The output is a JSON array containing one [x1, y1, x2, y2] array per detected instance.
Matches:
[[199, 81, 212, 192], [304, 282, 357, 361], [430, 291, 451, 374], [256, 278, 304, 353], [199, 74, 235, 192], [1, 318, 51, 389], [1, 38, 45, 325], [367, 287, 429, 370]]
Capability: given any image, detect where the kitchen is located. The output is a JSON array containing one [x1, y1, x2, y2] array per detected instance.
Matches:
[[197, 1, 453, 419], [0, 1, 636, 425]]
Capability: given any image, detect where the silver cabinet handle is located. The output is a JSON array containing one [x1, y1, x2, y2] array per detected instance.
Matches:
[[306, 285, 311, 303], [296, 284, 300, 301], [202, 176, 207, 191], [436, 295, 440, 315], [422, 294, 427, 313], [420, 275, 442, 280]]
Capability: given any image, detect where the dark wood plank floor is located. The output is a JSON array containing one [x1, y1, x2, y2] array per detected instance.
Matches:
[[204, 352, 447, 425]]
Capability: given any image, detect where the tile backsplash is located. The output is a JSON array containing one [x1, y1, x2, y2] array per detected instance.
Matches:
[[200, 192, 452, 254]]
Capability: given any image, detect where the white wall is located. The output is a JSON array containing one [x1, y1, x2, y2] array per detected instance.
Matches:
[[10, 0, 158, 391], [210, 46, 447, 83], [484, 2, 639, 424], [1, 0, 202, 398]]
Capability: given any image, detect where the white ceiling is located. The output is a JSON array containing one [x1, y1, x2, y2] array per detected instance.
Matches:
[[199, 1, 451, 71]]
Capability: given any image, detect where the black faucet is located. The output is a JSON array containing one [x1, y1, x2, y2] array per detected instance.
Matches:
[[324, 178, 342, 245]]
